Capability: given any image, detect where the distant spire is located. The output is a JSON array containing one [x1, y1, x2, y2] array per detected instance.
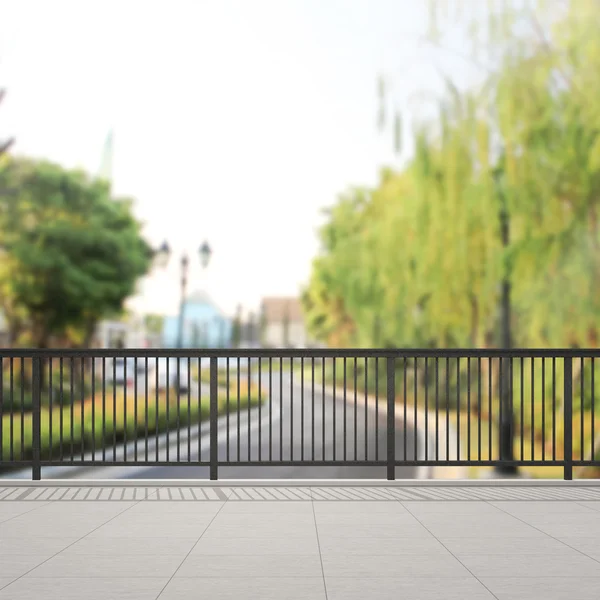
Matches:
[[99, 129, 114, 191]]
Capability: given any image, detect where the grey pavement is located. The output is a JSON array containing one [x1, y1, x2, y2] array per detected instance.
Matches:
[[1, 372, 421, 481], [1, 483, 600, 599]]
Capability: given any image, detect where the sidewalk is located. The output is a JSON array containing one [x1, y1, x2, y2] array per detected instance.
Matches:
[[1, 482, 599, 599]]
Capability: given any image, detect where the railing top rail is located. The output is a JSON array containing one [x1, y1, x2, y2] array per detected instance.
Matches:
[[0, 348, 598, 358]]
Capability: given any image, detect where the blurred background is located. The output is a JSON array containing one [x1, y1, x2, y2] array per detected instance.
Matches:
[[0, 0, 599, 480]]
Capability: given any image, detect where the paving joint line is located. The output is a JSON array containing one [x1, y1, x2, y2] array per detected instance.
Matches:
[[486, 499, 600, 567], [0, 500, 51, 525], [574, 500, 600, 513], [154, 495, 228, 599], [310, 486, 329, 600], [400, 499, 501, 600], [0, 488, 159, 594]]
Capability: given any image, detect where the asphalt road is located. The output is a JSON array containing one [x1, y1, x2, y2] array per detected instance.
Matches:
[[1, 370, 420, 480]]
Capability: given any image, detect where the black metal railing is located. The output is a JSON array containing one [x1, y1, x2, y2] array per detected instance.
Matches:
[[0, 349, 598, 481]]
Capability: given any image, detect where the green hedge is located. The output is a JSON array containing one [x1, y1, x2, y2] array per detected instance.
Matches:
[[1, 385, 262, 461], [1, 384, 93, 411]]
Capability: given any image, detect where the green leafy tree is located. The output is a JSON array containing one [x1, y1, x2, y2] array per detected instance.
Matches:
[[302, 189, 371, 347], [359, 0, 600, 354], [0, 157, 152, 350], [418, 0, 600, 348], [302, 0, 600, 473], [0, 88, 19, 341]]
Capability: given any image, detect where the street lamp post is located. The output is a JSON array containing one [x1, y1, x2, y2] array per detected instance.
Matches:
[[494, 168, 517, 476], [176, 254, 189, 349], [153, 239, 212, 349]]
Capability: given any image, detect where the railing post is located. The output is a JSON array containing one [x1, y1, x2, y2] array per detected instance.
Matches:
[[387, 356, 396, 481], [32, 356, 41, 481], [209, 356, 218, 480], [563, 356, 573, 481], [497, 356, 516, 474]]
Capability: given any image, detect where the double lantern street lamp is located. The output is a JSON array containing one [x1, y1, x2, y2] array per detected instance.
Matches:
[[153, 240, 212, 349]]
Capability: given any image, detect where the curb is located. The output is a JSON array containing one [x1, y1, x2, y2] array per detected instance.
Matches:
[[1, 479, 598, 487]]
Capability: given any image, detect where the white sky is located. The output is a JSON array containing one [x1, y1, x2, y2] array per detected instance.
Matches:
[[0, 0, 477, 319]]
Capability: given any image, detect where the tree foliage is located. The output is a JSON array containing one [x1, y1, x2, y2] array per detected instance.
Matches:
[[0, 156, 152, 347], [302, 0, 600, 350]]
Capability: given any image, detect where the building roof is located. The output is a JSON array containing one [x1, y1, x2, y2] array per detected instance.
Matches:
[[261, 297, 304, 323], [177, 289, 229, 321]]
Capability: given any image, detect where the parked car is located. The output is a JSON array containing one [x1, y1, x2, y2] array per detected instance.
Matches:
[[105, 358, 148, 388], [148, 358, 190, 393]]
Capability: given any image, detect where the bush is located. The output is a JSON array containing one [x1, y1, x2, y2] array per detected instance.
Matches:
[[1, 387, 33, 411]]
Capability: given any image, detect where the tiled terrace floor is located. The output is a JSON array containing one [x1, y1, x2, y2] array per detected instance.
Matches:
[[1, 483, 600, 599]]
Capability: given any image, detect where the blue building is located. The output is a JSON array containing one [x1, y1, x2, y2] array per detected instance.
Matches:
[[162, 290, 232, 348]]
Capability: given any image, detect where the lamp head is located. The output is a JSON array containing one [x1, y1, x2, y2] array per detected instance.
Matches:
[[154, 240, 171, 269], [199, 240, 212, 268]]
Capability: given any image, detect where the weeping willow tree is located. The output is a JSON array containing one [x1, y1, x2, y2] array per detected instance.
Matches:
[[510, 0, 600, 348], [421, 0, 600, 349], [301, 0, 600, 476], [305, 0, 600, 353], [303, 106, 505, 350], [410, 93, 504, 348]]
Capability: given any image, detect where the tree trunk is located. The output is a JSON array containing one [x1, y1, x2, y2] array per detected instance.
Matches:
[[8, 323, 18, 346], [82, 319, 97, 374], [30, 319, 52, 390], [70, 318, 98, 393], [573, 205, 599, 474], [479, 348, 501, 422]]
